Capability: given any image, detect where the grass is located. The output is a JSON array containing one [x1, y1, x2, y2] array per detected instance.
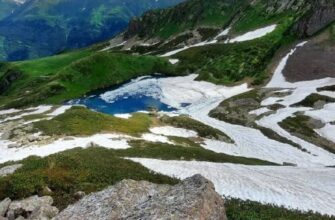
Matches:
[[115, 140, 277, 166], [291, 93, 335, 108], [160, 115, 234, 143], [225, 198, 335, 220], [230, 2, 299, 34], [0, 50, 176, 108], [174, 19, 296, 85], [34, 106, 152, 136], [0, 147, 178, 210]]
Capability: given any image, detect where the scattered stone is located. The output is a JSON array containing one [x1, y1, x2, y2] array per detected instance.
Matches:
[[283, 162, 298, 167], [74, 191, 86, 200], [85, 142, 95, 148], [0, 198, 11, 217], [8, 196, 58, 220], [7, 144, 19, 149], [0, 164, 22, 177], [27, 136, 38, 142], [55, 175, 227, 220]]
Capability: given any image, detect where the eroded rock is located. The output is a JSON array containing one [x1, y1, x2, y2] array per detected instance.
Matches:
[[0, 198, 11, 217], [7, 196, 58, 220], [56, 175, 227, 220]]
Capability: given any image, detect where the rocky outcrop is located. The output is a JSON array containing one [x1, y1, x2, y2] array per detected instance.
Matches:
[[56, 175, 227, 220], [0, 164, 22, 177], [0, 196, 59, 220], [294, 0, 335, 37], [0, 69, 22, 95]]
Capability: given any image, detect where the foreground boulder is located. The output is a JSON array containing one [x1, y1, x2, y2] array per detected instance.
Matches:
[[55, 175, 227, 220]]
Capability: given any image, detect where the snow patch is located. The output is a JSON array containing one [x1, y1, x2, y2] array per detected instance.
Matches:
[[47, 105, 72, 116], [160, 27, 231, 57], [168, 59, 179, 64], [228, 25, 277, 43], [150, 126, 197, 138], [249, 107, 271, 116], [0, 134, 132, 163], [141, 133, 172, 144], [114, 113, 132, 119]]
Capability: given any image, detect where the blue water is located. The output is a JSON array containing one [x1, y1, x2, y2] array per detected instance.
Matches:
[[70, 94, 177, 115]]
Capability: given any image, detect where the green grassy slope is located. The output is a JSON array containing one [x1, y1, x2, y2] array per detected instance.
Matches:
[[0, 49, 176, 108]]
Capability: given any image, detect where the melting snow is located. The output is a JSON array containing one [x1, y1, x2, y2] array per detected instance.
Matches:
[[160, 28, 231, 57], [101, 74, 249, 109]]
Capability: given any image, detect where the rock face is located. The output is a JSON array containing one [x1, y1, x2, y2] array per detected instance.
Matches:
[[56, 175, 227, 220], [0, 196, 59, 220], [294, 0, 335, 37]]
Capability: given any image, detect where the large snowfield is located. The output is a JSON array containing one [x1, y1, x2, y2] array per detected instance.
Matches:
[[1, 35, 335, 215], [129, 158, 335, 216]]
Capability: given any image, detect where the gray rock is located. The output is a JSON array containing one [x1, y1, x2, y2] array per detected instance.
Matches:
[[7, 144, 19, 149], [28, 205, 59, 220], [56, 175, 227, 220], [0, 164, 22, 177], [27, 136, 38, 143], [8, 196, 55, 219], [125, 174, 226, 220], [0, 198, 11, 217], [6, 210, 14, 220], [294, 0, 335, 37]]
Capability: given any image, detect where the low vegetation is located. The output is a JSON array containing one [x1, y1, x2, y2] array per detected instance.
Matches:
[[279, 115, 335, 153], [117, 140, 276, 166], [160, 115, 233, 143], [34, 106, 152, 136], [0, 147, 178, 210], [292, 93, 335, 108], [317, 85, 335, 92], [225, 198, 335, 220]]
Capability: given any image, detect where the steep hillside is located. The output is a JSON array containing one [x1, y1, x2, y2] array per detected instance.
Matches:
[[0, 0, 24, 20], [0, 0, 184, 61]]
